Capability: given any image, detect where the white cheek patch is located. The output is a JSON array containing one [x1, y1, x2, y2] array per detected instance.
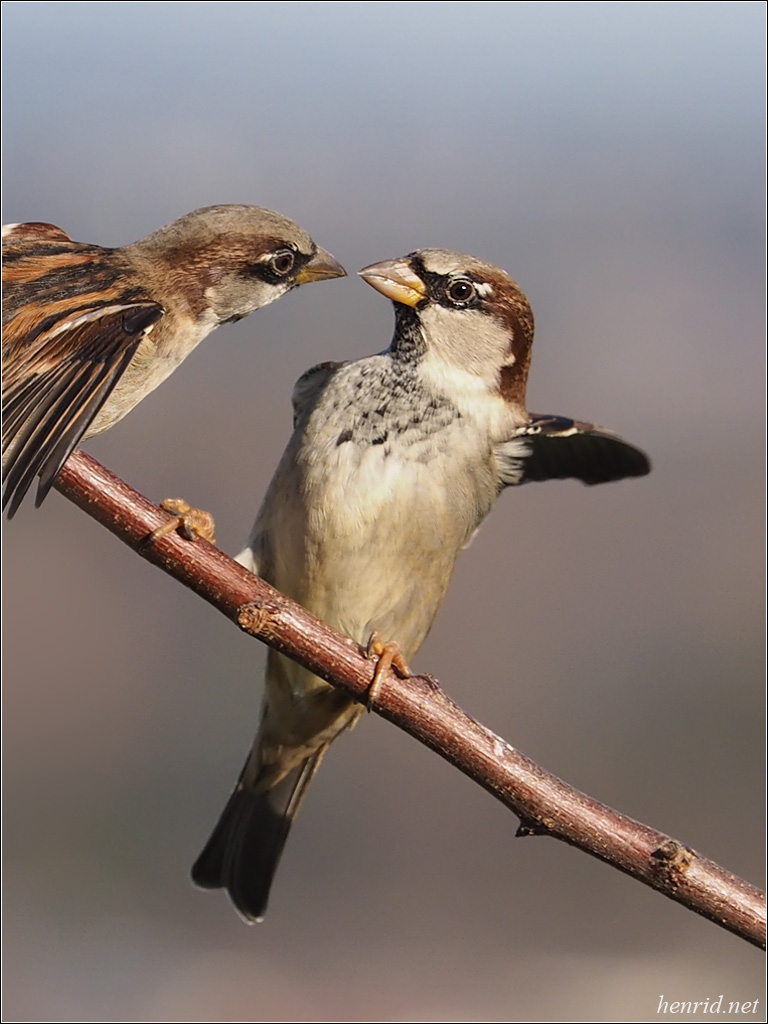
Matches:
[[204, 277, 285, 321], [419, 304, 512, 380], [474, 281, 494, 299]]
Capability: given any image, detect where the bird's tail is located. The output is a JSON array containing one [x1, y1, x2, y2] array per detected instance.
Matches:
[[191, 750, 326, 923]]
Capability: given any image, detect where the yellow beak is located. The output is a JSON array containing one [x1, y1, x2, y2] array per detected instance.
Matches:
[[295, 247, 347, 284], [358, 259, 427, 307]]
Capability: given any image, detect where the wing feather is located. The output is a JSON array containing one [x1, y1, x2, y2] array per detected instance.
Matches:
[[495, 413, 651, 488], [3, 222, 163, 514], [2, 301, 162, 515]]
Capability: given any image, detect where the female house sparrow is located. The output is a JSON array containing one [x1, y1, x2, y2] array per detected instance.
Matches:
[[2, 206, 346, 516], [192, 249, 651, 922]]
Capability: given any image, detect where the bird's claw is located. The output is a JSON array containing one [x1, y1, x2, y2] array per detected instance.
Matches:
[[363, 632, 411, 710], [145, 498, 217, 546]]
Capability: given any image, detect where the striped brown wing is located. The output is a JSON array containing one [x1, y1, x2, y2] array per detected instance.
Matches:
[[2, 223, 162, 515]]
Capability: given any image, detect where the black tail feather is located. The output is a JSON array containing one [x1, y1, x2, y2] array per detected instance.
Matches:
[[192, 752, 323, 922]]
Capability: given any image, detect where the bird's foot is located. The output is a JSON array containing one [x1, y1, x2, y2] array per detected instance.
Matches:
[[146, 498, 217, 545], [364, 632, 411, 709]]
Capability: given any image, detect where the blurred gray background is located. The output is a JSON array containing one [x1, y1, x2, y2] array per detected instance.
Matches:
[[2, 2, 764, 1020]]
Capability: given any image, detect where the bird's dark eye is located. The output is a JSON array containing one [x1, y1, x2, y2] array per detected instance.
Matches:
[[268, 250, 296, 276], [446, 278, 476, 305]]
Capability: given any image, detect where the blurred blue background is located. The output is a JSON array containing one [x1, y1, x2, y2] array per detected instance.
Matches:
[[2, 2, 764, 1020]]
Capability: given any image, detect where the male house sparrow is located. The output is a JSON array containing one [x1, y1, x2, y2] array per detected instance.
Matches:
[[1, 205, 345, 516], [192, 249, 651, 922]]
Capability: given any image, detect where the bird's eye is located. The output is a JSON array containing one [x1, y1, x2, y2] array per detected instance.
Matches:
[[446, 278, 476, 305], [268, 250, 296, 276]]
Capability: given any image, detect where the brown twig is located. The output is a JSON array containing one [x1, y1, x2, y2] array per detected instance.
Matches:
[[54, 449, 766, 949]]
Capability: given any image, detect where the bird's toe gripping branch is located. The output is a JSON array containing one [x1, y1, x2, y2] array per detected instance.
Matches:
[[364, 632, 411, 709], [145, 498, 217, 546]]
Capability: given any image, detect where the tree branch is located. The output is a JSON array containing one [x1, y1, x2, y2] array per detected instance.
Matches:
[[54, 449, 766, 949]]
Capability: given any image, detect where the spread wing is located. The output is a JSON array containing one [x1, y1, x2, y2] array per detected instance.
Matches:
[[495, 413, 651, 488], [2, 222, 163, 516]]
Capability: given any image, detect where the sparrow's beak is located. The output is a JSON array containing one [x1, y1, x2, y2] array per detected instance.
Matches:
[[295, 247, 347, 284], [358, 259, 427, 307]]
